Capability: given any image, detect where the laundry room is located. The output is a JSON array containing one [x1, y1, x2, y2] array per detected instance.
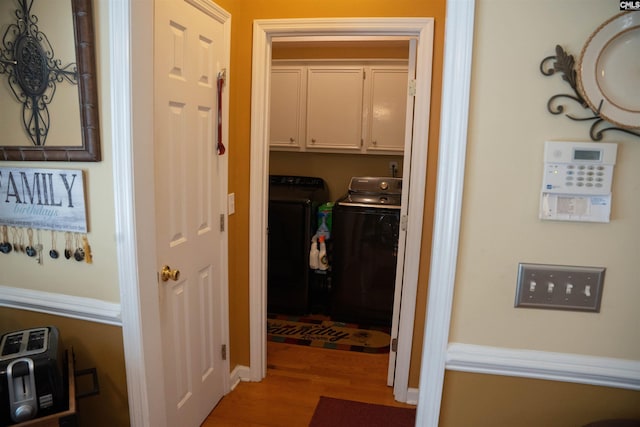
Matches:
[[267, 39, 410, 329]]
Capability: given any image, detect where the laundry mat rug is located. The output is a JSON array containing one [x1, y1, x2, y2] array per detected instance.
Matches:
[[266, 315, 391, 353], [309, 396, 416, 427]]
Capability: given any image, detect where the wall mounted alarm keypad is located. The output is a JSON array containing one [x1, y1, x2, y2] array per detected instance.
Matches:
[[540, 141, 617, 223], [542, 141, 616, 195]]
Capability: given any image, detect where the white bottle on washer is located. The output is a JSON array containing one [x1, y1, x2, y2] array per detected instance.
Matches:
[[309, 236, 319, 270], [318, 235, 328, 271]]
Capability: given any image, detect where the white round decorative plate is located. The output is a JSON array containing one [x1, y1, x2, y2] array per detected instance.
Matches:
[[577, 11, 640, 129]]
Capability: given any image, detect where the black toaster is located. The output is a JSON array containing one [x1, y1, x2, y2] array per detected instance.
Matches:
[[0, 326, 65, 425]]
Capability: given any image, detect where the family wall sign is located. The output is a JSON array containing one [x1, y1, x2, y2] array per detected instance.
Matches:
[[0, 167, 87, 233]]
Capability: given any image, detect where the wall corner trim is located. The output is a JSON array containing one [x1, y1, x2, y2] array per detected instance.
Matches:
[[0, 285, 122, 326], [447, 343, 640, 391]]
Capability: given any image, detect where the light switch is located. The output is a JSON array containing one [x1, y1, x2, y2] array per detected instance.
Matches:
[[515, 263, 605, 312], [228, 193, 235, 215]]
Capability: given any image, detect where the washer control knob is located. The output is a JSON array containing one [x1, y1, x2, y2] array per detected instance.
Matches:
[[379, 181, 389, 191]]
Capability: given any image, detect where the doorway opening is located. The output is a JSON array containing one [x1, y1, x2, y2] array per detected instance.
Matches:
[[250, 18, 435, 403], [266, 39, 409, 385]]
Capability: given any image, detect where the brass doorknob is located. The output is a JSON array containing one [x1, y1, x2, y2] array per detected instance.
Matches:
[[160, 265, 180, 282]]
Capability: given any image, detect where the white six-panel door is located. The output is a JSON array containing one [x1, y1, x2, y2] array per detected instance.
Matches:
[[154, 1, 229, 425]]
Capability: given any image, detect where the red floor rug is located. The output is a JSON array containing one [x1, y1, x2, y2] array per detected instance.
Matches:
[[309, 396, 416, 427], [267, 315, 391, 353]]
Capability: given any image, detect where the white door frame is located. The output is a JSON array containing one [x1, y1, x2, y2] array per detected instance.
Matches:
[[416, 1, 475, 426], [249, 18, 434, 402], [112, 0, 475, 425], [111, 1, 232, 426]]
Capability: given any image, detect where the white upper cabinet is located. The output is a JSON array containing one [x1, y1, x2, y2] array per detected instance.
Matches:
[[363, 66, 409, 153], [306, 66, 364, 150], [269, 61, 408, 155], [269, 66, 306, 149]]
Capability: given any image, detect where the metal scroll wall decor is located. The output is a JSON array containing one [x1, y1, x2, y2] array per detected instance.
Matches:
[[0, 0, 78, 147], [540, 45, 640, 141]]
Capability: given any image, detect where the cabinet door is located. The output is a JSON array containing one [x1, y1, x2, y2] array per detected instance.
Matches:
[[270, 66, 305, 149], [364, 67, 408, 153], [306, 67, 364, 150]]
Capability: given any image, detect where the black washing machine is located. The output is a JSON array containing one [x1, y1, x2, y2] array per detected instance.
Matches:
[[268, 175, 328, 315], [330, 177, 401, 327]]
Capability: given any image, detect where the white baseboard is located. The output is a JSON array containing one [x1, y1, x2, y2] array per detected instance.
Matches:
[[0, 285, 122, 326], [405, 388, 419, 405], [229, 364, 251, 391], [446, 343, 640, 390]]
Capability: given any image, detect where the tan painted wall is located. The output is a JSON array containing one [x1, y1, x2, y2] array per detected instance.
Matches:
[[0, 0, 119, 303], [0, 308, 129, 427], [269, 152, 404, 201], [272, 40, 411, 60], [440, 371, 640, 426], [435, 1, 640, 424], [451, 0, 640, 359], [224, 0, 446, 388]]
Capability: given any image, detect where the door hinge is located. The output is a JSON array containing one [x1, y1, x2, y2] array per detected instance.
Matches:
[[363, 70, 366, 79], [221, 344, 227, 361], [220, 214, 225, 232], [408, 79, 417, 96], [401, 214, 408, 231], [391, 338, 398, 352]]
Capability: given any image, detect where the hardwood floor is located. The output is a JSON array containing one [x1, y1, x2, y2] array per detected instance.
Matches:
[[202, 341, 414, 426]]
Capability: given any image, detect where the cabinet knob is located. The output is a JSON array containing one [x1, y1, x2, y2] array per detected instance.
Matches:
[[372, 140, 377, 146], [311, 138, 316, 144], [289, 137, 295, 143]]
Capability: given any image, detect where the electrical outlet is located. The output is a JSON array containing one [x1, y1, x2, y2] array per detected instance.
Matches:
[[389, 161, 398, 177], [515, 263, 605, 312]]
